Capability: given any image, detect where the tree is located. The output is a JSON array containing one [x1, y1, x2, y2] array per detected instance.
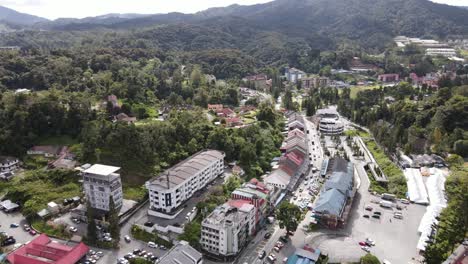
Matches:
[[178, 221, 201, 249], [446, 154, 464, 169], [223, 176, 242, 195], [108, 196, 120, 245], [276, 201, 302, 234], [360, 254, 381, 264], [86, 202, 98, 244], [257, 103, 277, 127]]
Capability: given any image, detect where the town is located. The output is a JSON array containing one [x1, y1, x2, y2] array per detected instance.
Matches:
[[0, 1, 467, 264]]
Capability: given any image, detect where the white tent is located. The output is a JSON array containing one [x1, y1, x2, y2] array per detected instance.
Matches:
[[404, 168, 429, 204]]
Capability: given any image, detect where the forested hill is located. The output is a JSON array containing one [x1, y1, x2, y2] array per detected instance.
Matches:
[[31, 0, 468, 50], [0, 5, 48, 25]]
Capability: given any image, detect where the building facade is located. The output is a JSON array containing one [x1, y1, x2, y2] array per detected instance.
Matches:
[[0, 156, 19, 173], [319, 118, 344, 135], [82, 164, 123, 213], [146, 150, 225, 214], [200, 203, 255, 257], [284, 67, 305, 83]]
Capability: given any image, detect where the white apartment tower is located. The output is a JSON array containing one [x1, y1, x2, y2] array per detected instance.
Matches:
[[146, 150, 225, 214], [200, 203, 255, 256], [82, 164, 123, 213]]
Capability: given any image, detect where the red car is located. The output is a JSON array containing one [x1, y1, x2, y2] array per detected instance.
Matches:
[[29, 230, 37, 235], [359, 241, 367, 246]]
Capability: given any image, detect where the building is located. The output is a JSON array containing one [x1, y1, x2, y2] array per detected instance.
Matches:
[[217, 108, 236, 118], [27, 146, 68, 158], [312, 158, 355, 229], [230, 178, 273, 225], [158, 240, 203, 264], [208, 104, 223, 112], [409, 72, 440, 88], [82, 164, 123, 213], [319, 118, 344, 135], [284, 67, 305, 83], [7, 234, 89, 264], [394, 36, 448, 48], [378, 74, 400, 83], [301, 76, 330, 90], [200, 203, 255, 257], [0, 156, 19, 174], [287, 246, 321, 264], [243, 74, 270, 91], [114, 113, 137, 124], [442, 243, 468, 264], [146, 150, 224, 214], [426, 48, 457, 57], [226, 117, 243, 127], [0, 46, 20, 51]]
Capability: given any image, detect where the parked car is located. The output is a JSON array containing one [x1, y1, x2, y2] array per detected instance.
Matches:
[[23, 225, 31, 231], [372, 215, 380, 219], [69, 226, 78, 233], [366, 238, 375, 246], [148, 241, 157, 248], [10, 223, 19, 228], [264, 233, 272, 239], [363, 214, 370, 218], [374, 211, 382, 215], [1, 237, 16, 246], [29, 230, 37, 235], [144, 221, 154, 227], [394, 214, 403, 219], [361, 246, 370, 252], [124, 235, 131, 242], [274, 246, 280, 252], [258, 250, 266, 259], [365, 206, 373, 211], [359, 241, 367, 246]]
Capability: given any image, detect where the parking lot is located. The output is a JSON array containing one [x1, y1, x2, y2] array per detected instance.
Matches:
[[0, 210, 37, 249]]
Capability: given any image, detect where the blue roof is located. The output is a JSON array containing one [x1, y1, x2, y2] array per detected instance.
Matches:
[[313, 188, 346, 216]]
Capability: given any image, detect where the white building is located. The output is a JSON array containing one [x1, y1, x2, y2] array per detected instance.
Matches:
[[82, 164, 123, 213], [319, 118, 344, 135], [146, 150, 225, 214], [426, 48, 457, 57], [200, 203, 255, 257], [0, 156, 19, 173], [284, 67, 305, 83]]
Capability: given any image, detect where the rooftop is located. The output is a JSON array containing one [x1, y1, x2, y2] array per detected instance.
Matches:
[[147, 150, 224, 190], [158, 241, 202, 264], [83, 164, 120, 176], [7, 234, 89, 264]]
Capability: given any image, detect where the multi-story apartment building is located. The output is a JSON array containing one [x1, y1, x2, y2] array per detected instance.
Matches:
[[82, 164, 123, 213], [146, 150, 225, 214], [200, 203, 255, 257], [0, 156, 19, 173], [284, 67, 305, 83]]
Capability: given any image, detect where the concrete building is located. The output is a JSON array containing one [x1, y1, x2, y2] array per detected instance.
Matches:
[[158, 240, 203, 264], [301, 76, 330, 89], [426, 48, 457, 57], [319, 118, 344, 135], [146, 150, 224, 214], [378, 74, 400, 83], [200, 203, 255, 257], [0, 156, 19, 173], [284, 67, 305, 83], [7, 234, 89, 264], [82, 164, 123, 213]]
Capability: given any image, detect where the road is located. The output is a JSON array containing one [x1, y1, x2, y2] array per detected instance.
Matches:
[[233, 115, 324, 264]]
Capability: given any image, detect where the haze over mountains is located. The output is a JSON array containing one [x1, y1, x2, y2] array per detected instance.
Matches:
[[0, 0, 467, 53]]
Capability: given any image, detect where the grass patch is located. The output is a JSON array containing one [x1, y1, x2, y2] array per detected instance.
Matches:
[[131, 225, 173, 248], [22, 155, 50, 170], [31, 220, 72, 239], [364, 140, 407, 197], [350, 85, 379, 99], [38, 135, 78, 146], [5, 170, 81, 218], [344, 129, 370, 138], [123, 186, 147, 201]]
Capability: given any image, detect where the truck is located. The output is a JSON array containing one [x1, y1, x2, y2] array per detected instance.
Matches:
[[382, 193, 396, 201], [380, 200, 393, 208]]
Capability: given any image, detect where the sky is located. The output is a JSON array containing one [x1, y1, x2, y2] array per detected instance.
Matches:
[[0, 0, 465, 20]]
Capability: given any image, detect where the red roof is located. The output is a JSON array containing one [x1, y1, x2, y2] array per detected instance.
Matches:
[[7, 234, 89, 264]]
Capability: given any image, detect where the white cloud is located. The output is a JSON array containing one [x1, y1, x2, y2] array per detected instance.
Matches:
[[0, 0, 273, 19]]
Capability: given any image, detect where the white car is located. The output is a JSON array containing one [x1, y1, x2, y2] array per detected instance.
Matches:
[[69, 226, 78, 233], [361, 246, 370, 252], [148, 241, 157, 248], [365, 238, 375, 246]]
